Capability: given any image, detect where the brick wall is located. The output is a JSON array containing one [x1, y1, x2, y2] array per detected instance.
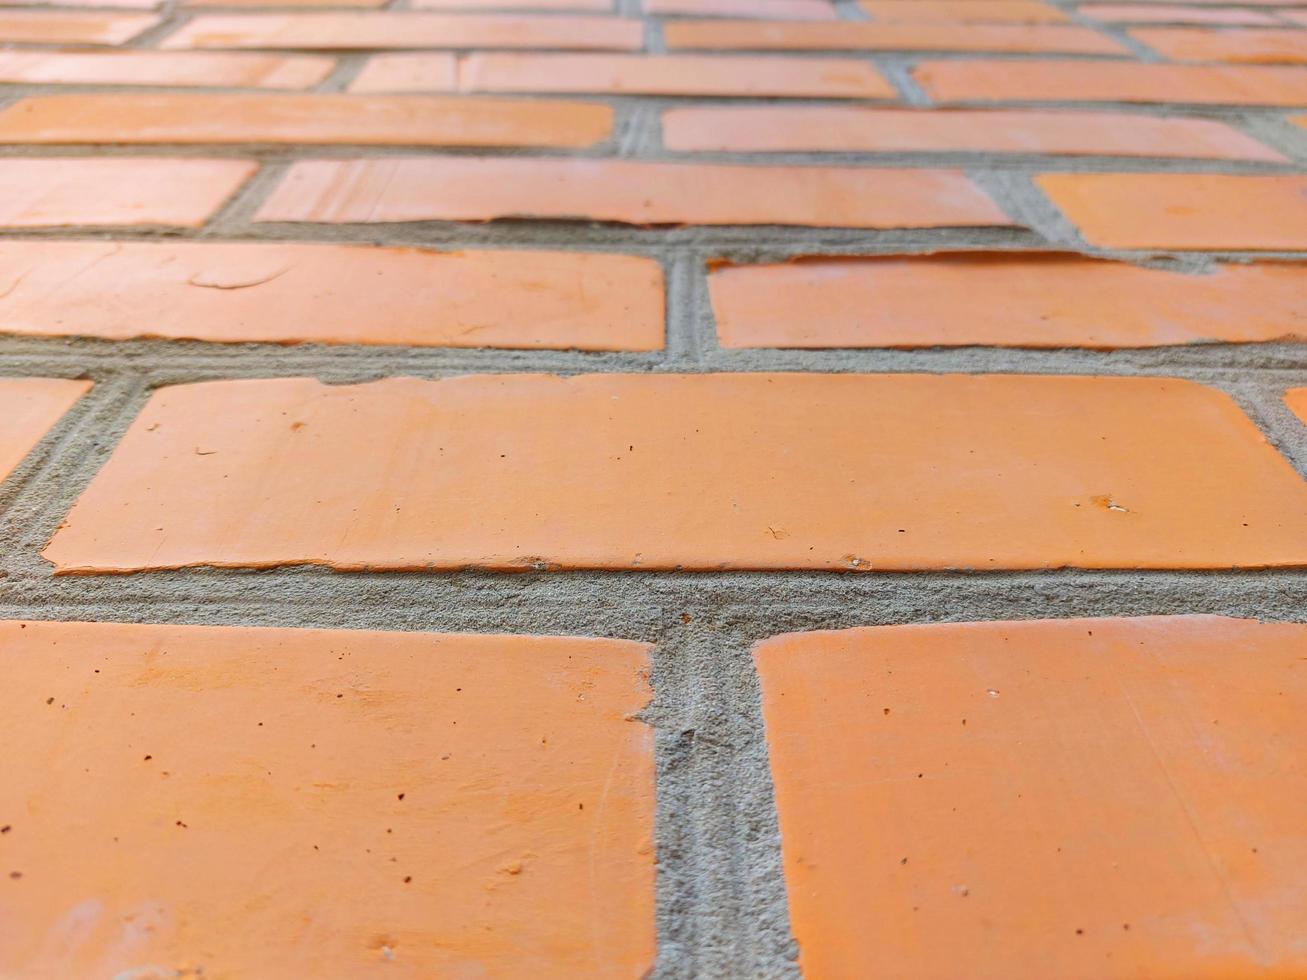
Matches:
[[1, 0, 1306, 975]]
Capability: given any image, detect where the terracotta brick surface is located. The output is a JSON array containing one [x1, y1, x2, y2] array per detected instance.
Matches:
[[708, 253, 1307, 348], [0, 241, 663, 349], [859, 0, 1069, 22], [1287, 387, 1307, 424], [186, 0, 386, 7], [664, 20, 1128, 52], [645, 0, 837, 18], [255, 157, 1011, 228], [0, 378, 90, 484], [9, 0, 159, 8], [412, 0, 612, 8], [0, 93, 612, 149], [754, 616, 1307, 980], [661, 106, 1280, 159], [41, 374, 1307, 574], [0, 158, 255, 228], [1081, 3, 1282, 24], [0, 620, 655, 979], [1132, 25, 1307, 62], [914, 58, 1307, 105], [351, 51, 897, 97], [0, 50, 335, 88], [1039, 173, 1307, 249], [0, 10, 156, 43], [161, 13, 644, 50]]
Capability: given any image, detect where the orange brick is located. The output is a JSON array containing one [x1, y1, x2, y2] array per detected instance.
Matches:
[[1039, 173, 1307, 250], [754, 616, 1307, 980], [1287, 387, 1307, 424], [645, 0, 836, 18], [0, 620, 654, 979], [1081, 3, 1281, 24], [662, 106, 1279, 159], [8, 0, 158, 8], [915, 58, 1307, 105], [351, 51, 898, 97], [186, 0, 385, 7], [0, 241, 663, 350], [0, 50, 334, 88], [0, 94, 611, 150], [1132, 26, 1307, 62], [709, 253, 1307, 348], [0, 158, 255, 229], [413, 0, 612, 8], [859, 0, 1069, 22], [256, 157, 1009, 228], [0, 10, 156, 43], [161, 13, 644, 50], [664, 20, 1127, 52], [41, 374, 1307, 574], [0, 379, 90, 484]]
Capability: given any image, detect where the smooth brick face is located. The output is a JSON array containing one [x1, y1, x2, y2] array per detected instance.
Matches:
[[664, 21, 1127, 53], [754, 616, 1307, 980], [915, 59, 1307, 105], [661, 106, 1280, 159], [709, 253, 1307, 348], [0, 620, 655, 979], [644, 0, 837, 18], [0, 378, 90, 484], [860, 0, 1069, 22], [0, 94, 612, 149], [162, 13, 644, 50], [423, 52, 896, 97], [0, 241, 664, 350], [256, 157, 1010, 228], [1040, 173, 1307, 249], [0, 50, 335, 88], [186, 0, 387, 7], [0, 158, 255, 228], [0, 10, 156, 43], [1287, 388, 1307, 424], [41, 374, 1307, 573], [413, 0, 613, 8], [1082, 3, 1281, 24], [1132, 26, 1307, 63]]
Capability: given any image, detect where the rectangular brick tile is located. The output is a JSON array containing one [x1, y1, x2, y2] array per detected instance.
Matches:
[[1287, 387, 1307, 424], [350, 51, 898, 97], [914, 58, 1307, 105], [1283, 10, 1307, 25], [662, 106, 1280, 159], [645, 0, 837, 19], [754, 616, 1307, 979], [0, 379, 90, 484], [709, 252, 1307, 348], [0, 10, 156, 43], [42, 373, 1307, 573], [0, 94, 611, 150], [0, 620, 654, 979], [1081, 3, 1282, 24], [859, 0, 1069, 22], [255, 158, 1010, 228], [0, 158, 255, 229], [664, 20, 1127, 52], [412, 0, 612, 8], [0, 50, 334, 88], [1040, 173, 1307, 249], [9, 0, 159, 8], [0, 241, 663, 350], [186, 0, 386, 7], [1132, 26, 1307, 62], [161, 13, 644, 50]]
